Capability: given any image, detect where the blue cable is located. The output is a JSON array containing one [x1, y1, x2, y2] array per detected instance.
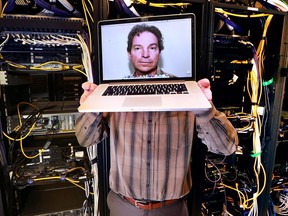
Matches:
[[114, 0, 138, 17], [5, 0, 15, 12], [0, 115, 7, 165], [216, 12, 243, 33], [34, 0, 73, 17]]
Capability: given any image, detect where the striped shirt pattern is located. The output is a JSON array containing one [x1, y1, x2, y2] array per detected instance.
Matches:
[[75, 106, 238, 201]]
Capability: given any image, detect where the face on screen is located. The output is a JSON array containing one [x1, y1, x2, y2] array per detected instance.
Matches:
[[100, 16, 194, 81], [128, 31, 160, 77]]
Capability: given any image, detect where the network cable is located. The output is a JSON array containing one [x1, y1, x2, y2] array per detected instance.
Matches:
[[208, 9, 274, 215], [257, 0, 288, 12], [0, 32, 89, 77]]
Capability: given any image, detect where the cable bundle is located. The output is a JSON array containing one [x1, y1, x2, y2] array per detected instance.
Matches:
[[275, 192, 288, 215], [113, 0, 192, 17], [208, 8, 276, 216], [258, 0, 288, 12]]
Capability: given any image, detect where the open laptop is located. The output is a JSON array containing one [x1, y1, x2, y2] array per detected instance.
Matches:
[[78, 13, 211, 113]]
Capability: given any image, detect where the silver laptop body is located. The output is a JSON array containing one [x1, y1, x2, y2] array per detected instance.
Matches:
[[78, 13, 211, 113]]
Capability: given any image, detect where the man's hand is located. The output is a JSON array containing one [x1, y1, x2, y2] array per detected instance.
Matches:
[[80, 82, 97, 104], [197, 78, 212, 102]]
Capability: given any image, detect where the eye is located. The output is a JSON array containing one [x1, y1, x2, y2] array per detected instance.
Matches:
[[133, 46, 142, 51], [150, 45, 158, 50]]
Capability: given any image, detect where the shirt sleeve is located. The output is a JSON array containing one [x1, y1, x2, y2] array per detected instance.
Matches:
[[195, 104, 239, 155], [75, 112, 108, 147]]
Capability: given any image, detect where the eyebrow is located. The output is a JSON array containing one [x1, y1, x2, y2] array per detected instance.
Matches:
[[132, 43, 158, 47]]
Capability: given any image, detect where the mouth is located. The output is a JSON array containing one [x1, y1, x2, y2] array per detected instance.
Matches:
[[139, 61, 152, 64]]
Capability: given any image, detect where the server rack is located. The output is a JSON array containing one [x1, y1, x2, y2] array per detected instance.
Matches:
[[0, 1, 287, 216], [0, 13, 94, 215], [202, 2, 287, 215], [91, 1, 288, 215]]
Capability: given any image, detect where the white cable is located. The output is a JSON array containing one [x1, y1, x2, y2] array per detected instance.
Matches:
[[14, 33, 79, 46], [275, 193, 288, 215], [77, 34, 93, 82], [83, 180, 90, 215], [248, 193, 258, 216], [49, 34, 93, 81], [266, 0, 288, 12], [87, 145, 100, 216], [10, 33, 92, 80], [58, 0, 82, 16], [123, 0, 140, 16], [0, 34, 9, 50], [5, 29, 97, 215]]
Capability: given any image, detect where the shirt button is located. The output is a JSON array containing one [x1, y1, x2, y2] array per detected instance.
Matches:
[[146, 184, 150, 187], [147, 162, 150, 166]]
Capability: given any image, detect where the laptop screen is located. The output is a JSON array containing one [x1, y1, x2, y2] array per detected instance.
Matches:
[[98, 13, 196, 82]]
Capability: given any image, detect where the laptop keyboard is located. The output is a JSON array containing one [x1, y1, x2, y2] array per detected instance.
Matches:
[[102, 83, 189, 96]]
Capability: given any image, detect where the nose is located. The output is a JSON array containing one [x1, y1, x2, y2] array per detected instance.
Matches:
[[141, 48, 150, 58]]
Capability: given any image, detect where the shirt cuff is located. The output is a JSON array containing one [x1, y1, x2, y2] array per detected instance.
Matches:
[[77, 112, 100, 126], [195, 103, 217, 123]]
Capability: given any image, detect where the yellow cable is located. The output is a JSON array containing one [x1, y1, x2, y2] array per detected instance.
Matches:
[[86, 0, 94, 13], [222, 159, 266, 210], [17, 102, 39, 126], [67, 166, 86, 173], [135, 0, 191, 8], [6, 59, 86, 76], [20, 137, 44, 159], [66, 177, 94, 195], [82, 0, 93, 52], [213, 6, 272, 214], [34, 176, 61, 181], [0, 1, 7, 17], [2, 101, 42, 159], [244, 161, 267, 209], [33, 176, 94, 195], [0, 1, 2, 16], [222, 183, 248, 208], [2, 102, 40, 141], [3, 120, 37, 142], [83, 0, 94, 22], [73, 66, 88, 77], [30, 61, 70, 71], [106, 0, 109, 17], [6, 61, 27, 69], [256, 15, 273, 56], [236, 183, 244, 209], [215, 8, 270, 18]]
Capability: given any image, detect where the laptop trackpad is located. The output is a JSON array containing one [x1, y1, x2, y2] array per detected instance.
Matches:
[[123, 96, 162, 107]]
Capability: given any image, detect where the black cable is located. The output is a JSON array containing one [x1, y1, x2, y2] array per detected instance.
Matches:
[[8, 108, 41, 164], [0, 114, 8, 165]]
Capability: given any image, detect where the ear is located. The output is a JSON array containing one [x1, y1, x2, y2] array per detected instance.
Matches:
[[128, 52, 131, 60]]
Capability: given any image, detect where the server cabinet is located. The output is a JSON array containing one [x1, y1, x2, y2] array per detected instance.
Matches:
[[0, 10, 96, 216], [91, 1, 211, 216], [86, 1, 288, 215], [201, 2, 287, 215], [1, 1, 286, 216]]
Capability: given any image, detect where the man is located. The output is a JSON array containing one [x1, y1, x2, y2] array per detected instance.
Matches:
[[125, 23, 175, 78], [75, 78, 238, 216]]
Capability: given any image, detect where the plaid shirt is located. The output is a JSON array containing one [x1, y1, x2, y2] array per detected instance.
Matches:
[[75, 105, 238, 201]]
